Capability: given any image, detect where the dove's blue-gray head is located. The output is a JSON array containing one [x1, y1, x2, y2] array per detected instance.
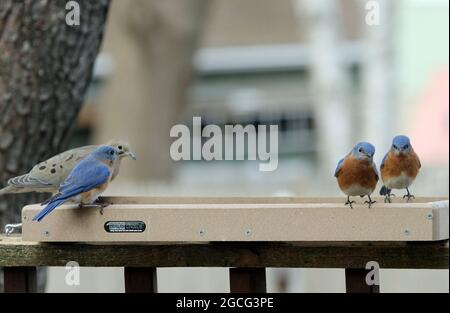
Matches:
[[391, 135, 412, 154], [351, 142, 375, 161], [91, 146, 120, 162]]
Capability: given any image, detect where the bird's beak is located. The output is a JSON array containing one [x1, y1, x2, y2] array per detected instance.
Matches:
[[125, 151, 137, 160]]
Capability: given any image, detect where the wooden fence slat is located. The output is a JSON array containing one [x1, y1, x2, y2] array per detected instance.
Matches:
[[345, 268, 380, 293], [229, 268, 266, 293], [1, 236, 448, 269], [124, 267, 157, 293], [3, 267, 37, 293]]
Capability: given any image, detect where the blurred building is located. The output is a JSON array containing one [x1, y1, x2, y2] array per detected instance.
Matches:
[[73, 0, 448, 192], [77, 0, 363, 164], [53, 0, 449, 293]]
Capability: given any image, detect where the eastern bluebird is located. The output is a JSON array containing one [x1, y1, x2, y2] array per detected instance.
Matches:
[[335, 142, 379, 208], [32, 146, 120, 222], [379, 135, 421, 203], [0, 140, 135, 196]]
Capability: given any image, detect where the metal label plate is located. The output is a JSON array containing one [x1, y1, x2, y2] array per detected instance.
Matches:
[[104, 221, 146, 233]]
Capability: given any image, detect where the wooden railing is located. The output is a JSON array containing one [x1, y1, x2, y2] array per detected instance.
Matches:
[[1, 196, 448, 292], [1, 235, 448, 293]]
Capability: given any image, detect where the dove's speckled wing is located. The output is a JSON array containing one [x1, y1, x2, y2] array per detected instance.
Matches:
[[1, 145, 97, 194]]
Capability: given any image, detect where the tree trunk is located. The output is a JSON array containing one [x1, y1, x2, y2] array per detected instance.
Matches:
[[0, 0, 110, 225], [0, 0, 110, 291], [94, 0, 208, 181]]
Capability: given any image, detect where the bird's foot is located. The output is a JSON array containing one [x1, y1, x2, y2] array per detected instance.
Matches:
[[403, 193, 415, 202], [345, 200, 356, 209], [96, 202, 110, 215], [93, 198, 110, 215], [384, 193, 395, 203], [94, 197, 107, 204], [364, 199, 376, 208]]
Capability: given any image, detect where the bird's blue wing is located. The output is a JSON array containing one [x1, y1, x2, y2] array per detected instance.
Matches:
[[33, 159, 110, 222], [380, 153, 388, 169], [59, 159, 110, 198], [334, 158, 344, 177]]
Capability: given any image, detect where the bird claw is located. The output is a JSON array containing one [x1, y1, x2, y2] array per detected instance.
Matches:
[[78, 201, 109, 214], [93, 198, 110, 215], [403, 194, 415, 202], [384, 194, 395, 203], [364, 200, 376, 208], [96, 202, 110, 215], [345, 200, 356, 209]]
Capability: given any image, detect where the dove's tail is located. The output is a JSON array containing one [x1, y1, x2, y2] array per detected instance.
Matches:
[[0, 185, 17, 195], [379, 185, 391, 196]]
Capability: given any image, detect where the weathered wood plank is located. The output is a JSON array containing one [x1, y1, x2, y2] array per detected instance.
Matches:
[[0, 236, 448, 269], [345, 268, 380, 293], [230, 268, 266, 293], [3, 267, 37, 293], [124, 267, 157, 293]]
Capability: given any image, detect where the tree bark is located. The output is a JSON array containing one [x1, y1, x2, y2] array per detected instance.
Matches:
[[0, 0, 110, 291], [0, 0, 110, 226]]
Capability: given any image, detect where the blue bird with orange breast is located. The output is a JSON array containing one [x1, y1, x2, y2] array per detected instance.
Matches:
[[335, 142, 379, 208], [32, 146, 120, 222], [380, 135, 421, 203]]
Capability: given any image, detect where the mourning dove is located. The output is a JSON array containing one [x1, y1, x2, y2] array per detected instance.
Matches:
[[0, 140, 136, 195]]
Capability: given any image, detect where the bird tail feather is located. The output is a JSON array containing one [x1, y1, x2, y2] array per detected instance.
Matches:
[[33, 198, 67, 222], [379, 185, 391, 196], [0, 186, 10, 195], [41, 192, 61, 205], [0, 185, 17, 195]]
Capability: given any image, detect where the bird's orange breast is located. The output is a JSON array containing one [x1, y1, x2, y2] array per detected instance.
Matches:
[[381, 150, 420, 181], [336, 156, 378, 192], [79, 169, 113, 204]]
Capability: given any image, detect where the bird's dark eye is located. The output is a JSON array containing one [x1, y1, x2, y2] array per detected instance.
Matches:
[[118, 145, 123, 150], [393, 145, 398, 149], [110, 150, 114, 155], [404, 144, 409, 149], [358, 148, 363, 153]]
